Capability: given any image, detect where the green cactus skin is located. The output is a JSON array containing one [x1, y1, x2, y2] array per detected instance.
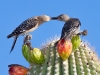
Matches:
[[29, 38, 100, 75], [22, 45, 33, 63]]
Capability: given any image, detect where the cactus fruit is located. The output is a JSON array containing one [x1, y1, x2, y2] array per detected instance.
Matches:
[[8, 64, 29, 75], [28, 37, 100, 75], [29, 48, 45, 64], [22, 45, 45, 64], [71, 35, 81, 51], [57, 39, 72, 60]]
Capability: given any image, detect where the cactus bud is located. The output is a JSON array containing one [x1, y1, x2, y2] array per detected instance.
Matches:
[[57, 39, 72, 60], [71, 35, 81, 51], [8, 64, 28, 75]]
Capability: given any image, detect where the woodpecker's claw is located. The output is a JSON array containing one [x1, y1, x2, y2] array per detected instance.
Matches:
[[27, 34, 32, 40], [23, 34, 32, 45], [23, 35, 33, 50]]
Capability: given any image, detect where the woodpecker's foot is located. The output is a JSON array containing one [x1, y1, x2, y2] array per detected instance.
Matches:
[[23, 35, 33, 50], [23, 35, 32, 45], [24, 35, 29, 44], [23, 37, 33, 50], [26, 34, 32, 40]]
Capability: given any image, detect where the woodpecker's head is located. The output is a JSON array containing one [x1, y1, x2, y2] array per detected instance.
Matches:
[[39, 15, 51, 22], [51, 14, 70, 22], [37, 15, 51, 25]]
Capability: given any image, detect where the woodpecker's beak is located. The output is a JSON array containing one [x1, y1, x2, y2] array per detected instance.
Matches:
[[51, 17, 59, 20]]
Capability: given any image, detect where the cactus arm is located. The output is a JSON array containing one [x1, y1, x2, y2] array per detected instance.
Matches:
[[22, 37, 100, 75]]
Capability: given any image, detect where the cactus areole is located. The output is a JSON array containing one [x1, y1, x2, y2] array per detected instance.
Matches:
[[57, 39, 72, 60]]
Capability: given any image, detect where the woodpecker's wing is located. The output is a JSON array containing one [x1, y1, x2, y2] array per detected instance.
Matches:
[[7, 18, 38, 38], [60, 18, 81, 40]]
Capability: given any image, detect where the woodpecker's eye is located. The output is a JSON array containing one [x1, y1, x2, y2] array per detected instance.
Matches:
[[58, 16, 62, 20], [34, 18, 37, 21]]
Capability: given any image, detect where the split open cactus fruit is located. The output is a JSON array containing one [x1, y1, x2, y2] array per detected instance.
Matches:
[[57, 39, 72, 60]]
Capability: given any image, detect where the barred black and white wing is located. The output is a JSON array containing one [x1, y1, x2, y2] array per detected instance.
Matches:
[[7, 18, 38, 38]]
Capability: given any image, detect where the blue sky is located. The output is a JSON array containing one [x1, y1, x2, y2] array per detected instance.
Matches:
[[1, 0, 100, 75]]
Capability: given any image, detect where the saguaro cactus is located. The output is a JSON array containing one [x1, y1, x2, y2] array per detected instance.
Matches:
[[22, 37, 100, 75]]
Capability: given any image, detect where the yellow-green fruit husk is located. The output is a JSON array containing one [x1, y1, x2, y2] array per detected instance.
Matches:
[[29, 48, 45, 64], [71, 35, 81, 51]]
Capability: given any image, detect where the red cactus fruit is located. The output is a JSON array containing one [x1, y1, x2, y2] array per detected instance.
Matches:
[[57, 39, 72, 60], [8, 64, 29, 75]]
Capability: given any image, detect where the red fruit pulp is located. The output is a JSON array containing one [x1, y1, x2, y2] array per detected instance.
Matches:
[[57, 39, 72, 60]]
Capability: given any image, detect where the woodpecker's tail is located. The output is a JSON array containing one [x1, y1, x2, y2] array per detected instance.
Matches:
[[9, 36, 18, 53], [7, 34, 14, 38]]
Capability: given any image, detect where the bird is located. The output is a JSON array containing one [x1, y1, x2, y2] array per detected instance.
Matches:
[[7, 15, 51, 53], [51, 14, 81, 45]]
